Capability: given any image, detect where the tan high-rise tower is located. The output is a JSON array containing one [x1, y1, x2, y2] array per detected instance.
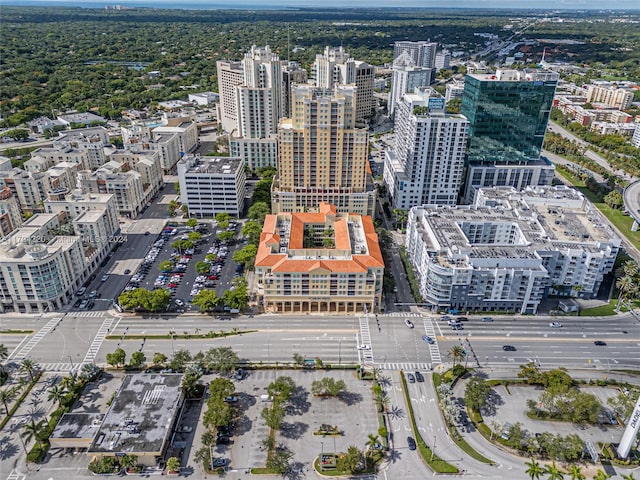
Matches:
[[271, 85, 374, 215]]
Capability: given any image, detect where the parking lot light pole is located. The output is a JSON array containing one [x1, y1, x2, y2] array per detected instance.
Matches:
[[320, 441, 324, 471], [338, 339, 341, 365]]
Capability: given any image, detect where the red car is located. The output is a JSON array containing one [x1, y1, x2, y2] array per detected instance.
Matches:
[[207, 275, 218, 280], [167, 283, 179, 288]]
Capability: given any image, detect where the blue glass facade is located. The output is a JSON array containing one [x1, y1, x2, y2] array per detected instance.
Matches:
[[461, 71, 557, 165]]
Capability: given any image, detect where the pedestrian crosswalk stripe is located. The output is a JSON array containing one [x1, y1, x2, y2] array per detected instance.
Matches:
[[378, 362, 431, 371], [70, 311, 105, 318]]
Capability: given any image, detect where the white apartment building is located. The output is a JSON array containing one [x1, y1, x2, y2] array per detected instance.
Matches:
[[108, 150, 163, 204], [393, 41, 437, 68], [177, 155, 246, 217], [314, 46, 375, 120], [78, 167, 146, 219], [435, 50, 451, 70], [445, 81, 465, 103], [229, 137, 278, 171], [586, 84, 634, 110], [383, 90, 468, 210], [121, 118, 195, 173], [405, 186, 620, 314], [216, 60, 244, 133], [0, 215, 86, 313], [0, 168, 52, 214], [632, 123, 640, 148], [0, 187, 23, 239], [152, 118, 198, 159], [25, 146, 90, 173], [388, 51, 434, 116]]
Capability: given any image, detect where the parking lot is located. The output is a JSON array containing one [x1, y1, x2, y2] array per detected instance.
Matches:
[[122, 221, 243, 312], [185, 369, 380, 475]]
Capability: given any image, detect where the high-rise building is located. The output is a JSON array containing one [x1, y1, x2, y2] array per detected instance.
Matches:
[[216, 60, 244, 134], [272, 85, 374, 215], [388, 51, 434, 116], [0, 187, 22, 239], [313, 46, 375, 120], [435, 50, 451, 71], [461, 69, 559, 202], [282, 62, 308, 119], [242, 45, 283, 134], [220, 46, 285, 171], [383, 89, 468, 210], [393, 41, 437, 69], [586, 84, 634, 110]]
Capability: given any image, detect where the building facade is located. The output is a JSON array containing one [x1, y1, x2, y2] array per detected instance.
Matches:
[[177, 155, 246, 217], [586, 84, 634, 110], [0, 187, 22, 239], [216, 60, 244, 134], [383, 90, 468, 209], [388, 51, 434, 116], [271, 85, 374, 216], [255, 203, 384, 314], [405, 186, 620, 314], [461, 69, 559, 203], [393, 41, 437, 68]]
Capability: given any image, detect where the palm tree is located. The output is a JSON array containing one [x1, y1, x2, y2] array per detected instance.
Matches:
[[0, 387, 17, 414], [119, 454, 138, 472], [448, 345, 466, 366], [365, 433, 379, 451], [545, 461, 565, 480], [566, 465, 585, 480], [47, 385, 67, 407], [620, 474, 635, 480], [19, 358, 38, 381], [21, 419, 45, 445], [166, 457, 180, 473], [593, 470, 610, 480], [59, 375, 77, 391], [566, 464, 585, 480], [525, 458, 545, 480]]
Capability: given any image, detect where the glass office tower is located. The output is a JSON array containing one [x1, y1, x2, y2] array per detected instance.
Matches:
[[462, 69, 558, 165], [461, 69, 559, 202]]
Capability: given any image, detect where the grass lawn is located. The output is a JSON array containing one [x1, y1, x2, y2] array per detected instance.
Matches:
[[579, 300, 619, 316], [555, 168, 640, 252]]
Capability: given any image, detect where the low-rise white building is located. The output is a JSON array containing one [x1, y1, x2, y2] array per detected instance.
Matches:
[[177, 155, 246, 218], [405, 186, 620, 314], [0, 215, 87, 313]]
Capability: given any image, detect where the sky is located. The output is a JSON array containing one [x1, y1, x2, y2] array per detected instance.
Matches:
[[5, 0, 640, 8]]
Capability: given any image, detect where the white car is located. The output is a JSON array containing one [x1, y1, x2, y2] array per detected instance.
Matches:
[[549, 322, 563, 328], [357, 344, 371, 350]]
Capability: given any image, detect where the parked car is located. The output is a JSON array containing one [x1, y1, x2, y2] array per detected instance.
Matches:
[[406, 373, 415, 383], [178, 425, 192, 433], [100, 274, 109, 282], [224, 396, 239, 403], [211, 458, 228, 467], [76, 287, 87, 296], [407, 436, 417, 450], [415, 371, 424, 382]]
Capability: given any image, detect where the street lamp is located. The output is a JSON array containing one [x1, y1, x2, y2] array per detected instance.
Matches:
[[338, 339, 342, 365], [431, 435, 437, 461], [320, 441, 324, 471]]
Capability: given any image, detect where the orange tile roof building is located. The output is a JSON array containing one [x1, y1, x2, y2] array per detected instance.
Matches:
[[255, 203, 384, 314]]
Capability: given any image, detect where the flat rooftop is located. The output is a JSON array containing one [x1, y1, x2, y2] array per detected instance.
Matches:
[[51, 413, 104, 440], [88, 374, 183, 455], [180, 156, 242, 175]]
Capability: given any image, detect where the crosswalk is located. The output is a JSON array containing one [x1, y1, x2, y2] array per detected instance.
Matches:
[[10, 316, 63, 361], [358, 316, 374, 365], [378, 362, 431, 371], [83, 317, 119, 364], [422, 318, 442, 365], [383, 312, 423, 317], [69, 311, 105, 318]]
